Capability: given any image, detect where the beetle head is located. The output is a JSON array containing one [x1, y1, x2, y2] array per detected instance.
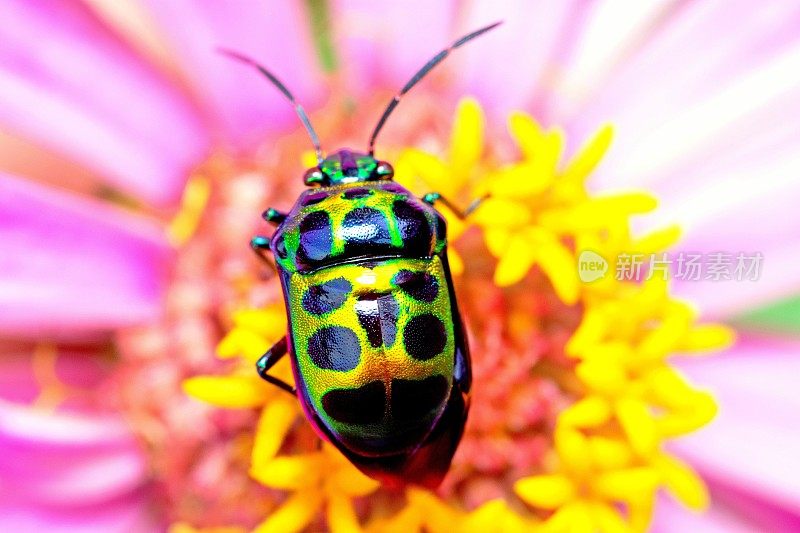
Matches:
[[304, 149, 394, 187]]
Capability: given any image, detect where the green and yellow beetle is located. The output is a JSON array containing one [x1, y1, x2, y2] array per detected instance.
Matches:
[[226, 22, 500, 488]]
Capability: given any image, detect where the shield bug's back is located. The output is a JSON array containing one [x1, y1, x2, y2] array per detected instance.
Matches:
[[223, 21, 501, 489]]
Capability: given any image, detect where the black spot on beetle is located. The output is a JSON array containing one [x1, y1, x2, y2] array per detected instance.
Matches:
[[342, 187, 374, 199], [322, 381, 386, 425], [302, 277, 352, 315], [302, 191, 329, 206], [403, 313, 447, 361], [307, 326, 361, 371], [393, 200, 432, 255], [391, 375, 449, 422], [341, 207, 392, 255], [393, 270, 439, 302], [355, 292, 400, 348], [297, 211, 333, 266]]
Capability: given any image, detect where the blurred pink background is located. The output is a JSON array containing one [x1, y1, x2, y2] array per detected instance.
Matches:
[[1, 1, 799, 531]]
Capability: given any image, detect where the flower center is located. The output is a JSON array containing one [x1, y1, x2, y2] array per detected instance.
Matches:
[[116, 95, 732, 531]]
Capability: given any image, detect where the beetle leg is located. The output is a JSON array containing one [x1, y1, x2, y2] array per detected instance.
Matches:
[[422, 192, 486, 219], [255, 336, 296, 396], [250, 235, 277, 268], [262, 207, 287, 225]]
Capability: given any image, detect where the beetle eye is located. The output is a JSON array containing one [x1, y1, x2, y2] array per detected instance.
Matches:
[[304, 168, 326, 186], [374, 161, 394, 180]]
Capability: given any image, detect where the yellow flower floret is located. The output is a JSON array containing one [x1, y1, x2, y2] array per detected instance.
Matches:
[[184, 305, 301, 467], [250, 444, 379, 533], [395, 98, 626, 303], [366, 488, 538, 533], [516, 275, 732, 532]]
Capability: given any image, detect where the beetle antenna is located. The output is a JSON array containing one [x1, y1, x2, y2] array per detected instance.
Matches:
[[367, 21, 502, 157], [218, 48, 324, 164]]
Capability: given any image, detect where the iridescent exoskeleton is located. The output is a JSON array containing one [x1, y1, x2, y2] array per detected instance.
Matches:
[[224, 21, 500, 488]]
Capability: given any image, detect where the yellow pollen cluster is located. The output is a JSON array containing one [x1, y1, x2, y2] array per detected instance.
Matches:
[[514, 276, 733, 532], [181, 98, 733, 533]]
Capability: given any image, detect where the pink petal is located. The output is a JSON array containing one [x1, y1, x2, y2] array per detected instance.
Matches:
[[0, 342, 113, 406], [569, 0, 800, 183], [671, 336, 800, 516], [0, 350, 39, 404], [0, 400, 157, 532], [0, 172, 172, 336], [652, 491, 800, 533], [641, 128, 800, 254], [333, 0, 456, 93], [652, 496, 748, 533], [671, 244, 800, 319], [0, 0, 209, 207], [637, 127, 800, 317], [0, 346, 160, 532], [0, 352, 148, 506], [589, 50, 800, 193], [138, 0, 325, 146], [550, 1, 675, 121], [0, 493, 160, 533], [0, 401, 147, 505], [451, 0, 591, 120], [556, 1, 800, 318]]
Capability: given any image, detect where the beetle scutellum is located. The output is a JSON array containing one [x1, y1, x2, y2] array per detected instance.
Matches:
[[223, 21, 500, 489]]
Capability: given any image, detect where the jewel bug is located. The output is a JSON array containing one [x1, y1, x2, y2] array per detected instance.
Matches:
[[223, 21, 500, 489]]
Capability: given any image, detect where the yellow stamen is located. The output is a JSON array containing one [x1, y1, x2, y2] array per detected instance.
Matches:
[[449, 97, 484, 187], [183, 374, 272, 409], [167, 174, 211, 246], [515, 475, 576, 509]]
